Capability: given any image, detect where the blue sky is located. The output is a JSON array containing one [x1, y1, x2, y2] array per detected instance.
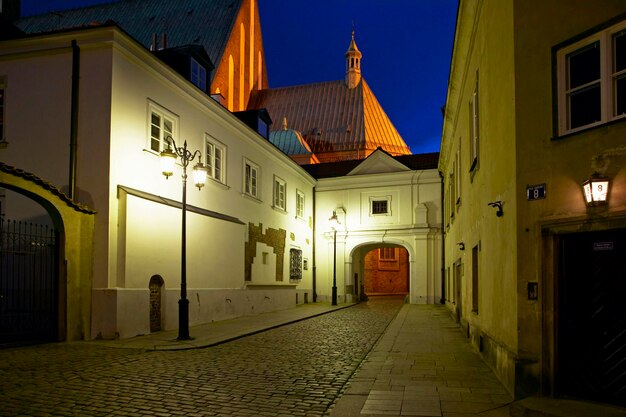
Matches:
[[21, 0, 458, 154]]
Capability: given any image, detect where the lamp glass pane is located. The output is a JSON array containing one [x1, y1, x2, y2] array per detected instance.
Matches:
[[591, 179, 608, 202], [192, 164, 207, 187], [160, 152, 176, 177]]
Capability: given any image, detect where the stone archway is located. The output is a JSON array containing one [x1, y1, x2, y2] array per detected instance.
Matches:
[[0, 163, 95, 341]]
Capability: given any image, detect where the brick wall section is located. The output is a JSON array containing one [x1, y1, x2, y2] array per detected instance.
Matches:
[[245, 223, 286, 281], [364, 248, 409, 294]]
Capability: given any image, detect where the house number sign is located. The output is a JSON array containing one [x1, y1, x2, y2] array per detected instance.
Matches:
[[526, 184, 546, 201]]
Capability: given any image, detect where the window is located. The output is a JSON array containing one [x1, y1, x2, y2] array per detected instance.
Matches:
[[472, 244, 479, 313], [149, 104, 176, 153], [469, 72, 479, 171], [273, 176, 286, 210], [244, 159, 259, 198], [205, 136, 226, 183], [0, 80, 5, 144], [557, 20, 626, 135], [296, 190, 305, 219], [190, 58, 207, 91], [289, 248, 302, 280], [370, 197, 390, 216], [455, 146, 461, 207], [378, 248, 399, 270], [258, 117, 268, 139]]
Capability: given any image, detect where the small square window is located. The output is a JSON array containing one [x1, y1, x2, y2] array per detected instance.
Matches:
[[370, 197, 391, 216]]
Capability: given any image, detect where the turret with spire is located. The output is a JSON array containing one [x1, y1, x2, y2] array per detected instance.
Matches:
[[345, 30, 362, 89]]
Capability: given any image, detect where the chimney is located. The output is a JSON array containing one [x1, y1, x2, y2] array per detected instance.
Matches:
[[0, 0, 21, 21]]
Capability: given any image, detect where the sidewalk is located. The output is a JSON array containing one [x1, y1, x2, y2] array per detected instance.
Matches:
[[84, 301, 354, 351], [326, 304, 626, 417]]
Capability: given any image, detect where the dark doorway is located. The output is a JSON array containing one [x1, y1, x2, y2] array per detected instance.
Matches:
[[149, 275, 164, 333], [0, 218, 59, 345], [558, 228, 626, 407]]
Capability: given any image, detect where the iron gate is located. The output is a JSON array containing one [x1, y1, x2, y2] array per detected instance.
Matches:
[[0, 217, 59, 345]]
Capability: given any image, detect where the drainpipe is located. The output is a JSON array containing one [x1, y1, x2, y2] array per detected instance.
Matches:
[[69, 40, 80, 200], [312, 185, 317, 302], [439, 170, 445, 304]]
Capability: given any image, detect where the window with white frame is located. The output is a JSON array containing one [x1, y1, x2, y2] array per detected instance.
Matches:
[[370, 196, 391, 216], [190, 57, 207, 92], [273, 176, 286, 210], [244, 159, 259, 198], [296, 189, 305, 219], [205, 136, 226, 183], [455, 146, 461, 208], [469, 71, 479, 172], [557, 19, 626, 135], [0, 79, 5, 144], [149, 104, 176, 153]]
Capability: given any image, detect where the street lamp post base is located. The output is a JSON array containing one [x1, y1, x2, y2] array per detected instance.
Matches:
[[331, 286, 337, 306], [177, 298, 191, 340]]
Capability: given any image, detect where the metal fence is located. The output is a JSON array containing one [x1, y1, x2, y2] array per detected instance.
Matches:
[[0, 217, 58, 345]]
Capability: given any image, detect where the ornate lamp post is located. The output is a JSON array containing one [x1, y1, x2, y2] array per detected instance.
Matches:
[[160, 136, 207, 340], [329, 210, 340, 306]]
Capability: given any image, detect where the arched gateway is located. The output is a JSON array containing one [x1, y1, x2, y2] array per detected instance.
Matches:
[[0, 163, 95, 344]]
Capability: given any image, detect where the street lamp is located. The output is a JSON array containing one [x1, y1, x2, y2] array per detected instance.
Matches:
[[160, 136, 207, 340], [329, 210, 340, 306]]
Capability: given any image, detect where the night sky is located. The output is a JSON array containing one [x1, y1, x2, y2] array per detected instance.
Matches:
[[20, 0, 458, 154]]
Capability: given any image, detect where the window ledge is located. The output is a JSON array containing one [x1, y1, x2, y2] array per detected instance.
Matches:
[[208, 178, 229, 190], [241, 193, 262, 203], [552, 116, 626, 141], [272, 206, 287, 214]]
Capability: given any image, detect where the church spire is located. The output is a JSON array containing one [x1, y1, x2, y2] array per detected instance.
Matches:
[[344, 30, 362, 89]]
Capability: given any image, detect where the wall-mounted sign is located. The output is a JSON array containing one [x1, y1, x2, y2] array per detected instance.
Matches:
[[527, 184, 546, 201], [593, 242, 613, 251]]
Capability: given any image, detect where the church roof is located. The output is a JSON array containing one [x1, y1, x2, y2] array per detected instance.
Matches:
[[248, 79, 411, 157], [15, 0, 242, 66]]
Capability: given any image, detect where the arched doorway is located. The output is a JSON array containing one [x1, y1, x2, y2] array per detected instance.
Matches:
[[149, 275, 164, 332]]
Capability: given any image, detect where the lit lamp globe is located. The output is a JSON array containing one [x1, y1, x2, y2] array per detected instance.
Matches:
[[192, 162, 208, 190], [160, 147, 177, 178], [582, 174, 609, 206]]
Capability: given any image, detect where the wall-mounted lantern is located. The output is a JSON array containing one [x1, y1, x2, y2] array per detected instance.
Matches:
[[582, 173, 609, 206]]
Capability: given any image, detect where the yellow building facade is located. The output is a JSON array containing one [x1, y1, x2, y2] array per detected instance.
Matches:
[[440, 0, 626, 407]]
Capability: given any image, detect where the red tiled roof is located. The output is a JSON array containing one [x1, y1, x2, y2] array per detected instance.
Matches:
[[248, 78, 411, 157]]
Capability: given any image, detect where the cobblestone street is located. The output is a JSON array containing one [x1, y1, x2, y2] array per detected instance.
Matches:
[[0, 297, 404, 417]]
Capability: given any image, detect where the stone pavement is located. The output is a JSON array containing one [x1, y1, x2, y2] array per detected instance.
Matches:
[[325, 304, 626, 417]]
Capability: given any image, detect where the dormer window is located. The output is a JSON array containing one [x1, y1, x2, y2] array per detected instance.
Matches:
[[258, 117, 268, 139], [190, 57, 206, 91]]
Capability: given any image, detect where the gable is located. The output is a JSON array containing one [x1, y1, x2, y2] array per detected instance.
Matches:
[[347, 149, 411, 176]]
